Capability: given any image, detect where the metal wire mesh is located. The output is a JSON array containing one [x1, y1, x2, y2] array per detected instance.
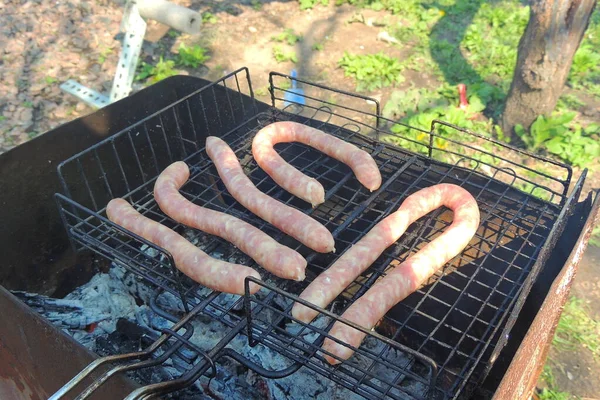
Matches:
[[54, 68, 577, 400]]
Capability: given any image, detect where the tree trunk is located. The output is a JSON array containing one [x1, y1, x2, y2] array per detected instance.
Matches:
[[501, 0, 597, 137]]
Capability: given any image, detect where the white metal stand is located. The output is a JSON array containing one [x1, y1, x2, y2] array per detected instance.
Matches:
[[61, 0, 202, 109]]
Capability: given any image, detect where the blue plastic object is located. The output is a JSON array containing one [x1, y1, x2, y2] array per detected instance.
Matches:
[[283, 69, 306, 107]]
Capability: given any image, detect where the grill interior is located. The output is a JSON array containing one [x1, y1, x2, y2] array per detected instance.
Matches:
[[54, 68, 579, 400]]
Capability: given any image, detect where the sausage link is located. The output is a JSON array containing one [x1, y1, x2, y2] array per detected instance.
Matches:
[[154, 161, 308, 281], [106, 198, 261, 295], [290, 184, 479, 363], [252, 121, 382, 207], [206, 136, 335, 253]]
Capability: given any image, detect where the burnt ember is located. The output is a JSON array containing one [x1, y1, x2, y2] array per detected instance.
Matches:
[[14, 263, 369, 399]]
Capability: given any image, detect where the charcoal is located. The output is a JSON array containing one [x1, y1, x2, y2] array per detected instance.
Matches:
[[32, 259, 424, 399]]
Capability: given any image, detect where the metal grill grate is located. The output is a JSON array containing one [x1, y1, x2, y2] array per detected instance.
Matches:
[[54, 68, 579, 400]]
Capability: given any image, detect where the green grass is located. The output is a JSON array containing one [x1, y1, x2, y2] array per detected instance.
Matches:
[[374, 0, 599, 169], [568, 9, 600, 97], [271, 29, 302, 45], [270, 29, 301, 63], [538, 365, 579, 400], [202, 12, 218, 24], [553, 296, 600, 359], [589, 225, 600, 248], [176, 43, 210, 68], [299, 0, 329, 10], [381, 84, 498, 156], [272, 46, 298, 63], [254, 87, 269, 96], [133, 44, 210, 85], [330, 0, 600, 104], [331, 0, 599, 120], [135, 57, 179, 84], [339, 52, 405, 92], [97, 46, 114, 64], [537, 388, 575, 400], [536, 293, 600, 399]]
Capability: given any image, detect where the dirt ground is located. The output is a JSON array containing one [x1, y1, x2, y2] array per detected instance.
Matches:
[[1, 0, 599, 398], [541, 244, 600, 399]]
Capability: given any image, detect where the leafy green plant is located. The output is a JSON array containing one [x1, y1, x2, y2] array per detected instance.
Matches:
[[97, 47, 114, 64], [276, 80, 292, 91], [135, 62, 155, 82], [545, 123, 600, 168], [45, 76, 58, 84], [381, 83, 513, 171], [272, 46, 298, 63], [299, 0, 328, 10], [271, 29, 302, 45], [568, 42, 600, 95], [589, 224, 600, 248], [553, 296, 600, 358], [202, 12, 218, 24], [312, 43, 324, 51], [339, 52, 405, 92], [254, 87, 269, 96], [569, 44, 600, 82], [251, 0, 262, 10], [537, 388, 573, 400], [175, 43, 210, 68], [516, 113, 600, 168], [135, 57, 179, 83], [515, 113, 576, 152]]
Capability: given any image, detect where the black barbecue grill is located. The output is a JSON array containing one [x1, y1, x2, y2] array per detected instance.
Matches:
[[47, 68, 582, 400]]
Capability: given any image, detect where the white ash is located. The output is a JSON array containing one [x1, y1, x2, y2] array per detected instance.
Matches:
[[16, 227, 427, 400], [140, 243, 160, 259], [13, 265, 154, 349]]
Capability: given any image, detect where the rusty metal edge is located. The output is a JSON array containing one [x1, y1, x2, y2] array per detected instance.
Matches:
[[0, 285, 140, 400], [492, 189, 600, 400]]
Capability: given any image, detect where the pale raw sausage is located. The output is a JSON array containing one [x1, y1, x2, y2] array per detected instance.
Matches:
[[289, 184, 480, 364], [154, 161, 308, 281], [206, 136, 336, 253], [252, 121, 382, 207], [106, 198, 262, 295]]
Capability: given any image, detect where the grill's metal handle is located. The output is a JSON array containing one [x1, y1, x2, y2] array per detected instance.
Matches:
[[48, 295, 218, 400]]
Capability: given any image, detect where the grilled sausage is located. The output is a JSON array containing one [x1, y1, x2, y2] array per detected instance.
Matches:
[[290, 184, 480, 364], [106, 198, 262, 295], [252, 121, 382, 207], [206, 136, 336, 253], [154, 161, 308, 281]]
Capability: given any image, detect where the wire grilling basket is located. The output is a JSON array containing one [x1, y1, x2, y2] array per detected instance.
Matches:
[[53, 68, 581, 400]]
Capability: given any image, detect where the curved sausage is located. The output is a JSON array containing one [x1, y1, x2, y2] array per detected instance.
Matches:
[[106, 198, 262, 295], [290, 184, 479, 364], [206, 136, 336, 253], [252, 121, 382, 207], [154, 161, 308, 281]]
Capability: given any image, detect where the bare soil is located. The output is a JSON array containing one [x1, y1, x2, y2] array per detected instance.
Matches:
[[539, 245, 600, 399]]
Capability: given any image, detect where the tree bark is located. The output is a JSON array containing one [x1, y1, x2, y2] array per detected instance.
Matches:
[[501, 0, 597, 137]]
